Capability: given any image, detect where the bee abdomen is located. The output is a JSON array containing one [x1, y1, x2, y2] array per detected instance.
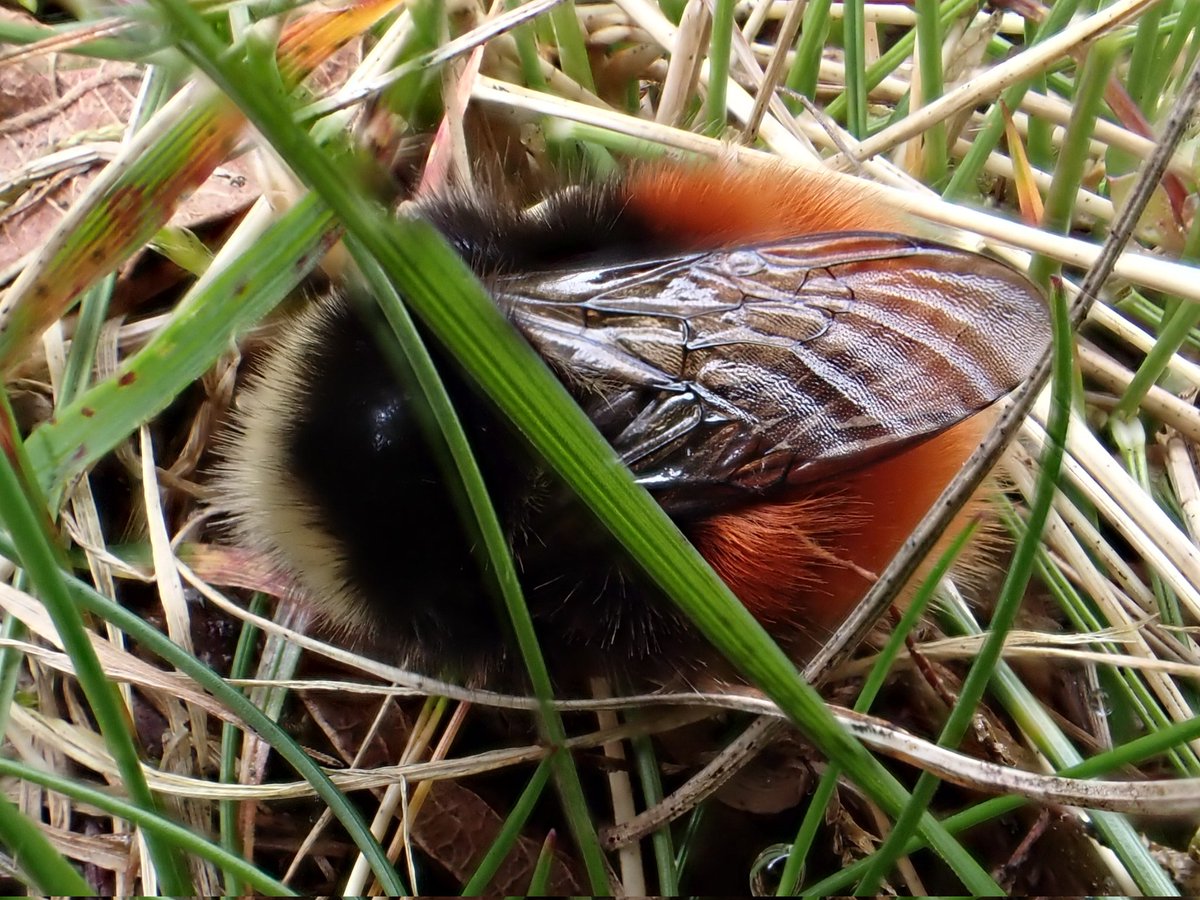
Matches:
[[222, 295, 692, 681]]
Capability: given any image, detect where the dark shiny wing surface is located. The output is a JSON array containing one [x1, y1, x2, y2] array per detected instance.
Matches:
[[494, 232, 1049, 515]]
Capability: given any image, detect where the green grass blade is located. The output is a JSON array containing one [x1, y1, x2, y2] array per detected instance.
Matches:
[[0, 794, 92, 894], [460, 758, 553, 895], [348, 245, 612, 892], [57, 275, 114, 407], [0, 394, 193, 894], [0, 82, 240, 372], [631, 726, 678, 894], [0, 531, 409, 895], [841, 0, 867, 136], [784, 0, 831, 101], [0, 610, 28, 744], [548, 0, 595, 92], [783, 522, 977, 896], [218, 592, 268, 897], [0, 757, 295, 896], [804, 693, 1200, 896], [526, 831, 557, 894], [943, 0, 1083, 200], [1125, 0, 1165, 113], [1113, 213, 1200, 417], [913, 0, 946, 183], [824, 0, 975, 125], [25, 196, 337, 493], [939, 597, 1180, 894], [706, 0, 735, 133]]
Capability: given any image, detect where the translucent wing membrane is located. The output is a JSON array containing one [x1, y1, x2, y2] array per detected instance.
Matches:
[[496, 232, 1048, 515]]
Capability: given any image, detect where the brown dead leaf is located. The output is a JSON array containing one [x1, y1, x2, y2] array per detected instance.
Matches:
[[302, 688, 413, 768], [0, 12, 263, 272], [415, 778, 584, 895], [300, 690, 584, 894], [0, 7, 267, 274], [716, 742, 811, 814], [0, 51, 141, 269], [0, 8, 374, 276], [826, 790, 879, 866], [178, 542, 300, 602], [168, 155, 261, 230]]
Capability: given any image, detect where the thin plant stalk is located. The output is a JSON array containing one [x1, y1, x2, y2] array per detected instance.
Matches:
[[1114, 214, 1200, 417], [1029, 38, 1119, 286], [218, 593, 268, 897], [803, 696, 1200, 895], [631, 728, 678, 894], [706, 0, 735, 133], [823, 0, 976, 124], [0, 531, 408, 895], [912, 0, 945, 183], [348, 246, 612, 891], [841, 0, 867, 136], [785, 0, 831, 101]]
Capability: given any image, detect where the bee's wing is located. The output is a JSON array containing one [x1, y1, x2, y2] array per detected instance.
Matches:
[[496, 232, 1049, 516]]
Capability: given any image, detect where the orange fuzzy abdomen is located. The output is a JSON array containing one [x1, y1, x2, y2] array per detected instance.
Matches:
[[689, 410, 996, 642], [623, 163, 904, 246]]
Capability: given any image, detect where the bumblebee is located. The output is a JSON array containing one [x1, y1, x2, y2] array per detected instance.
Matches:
[[218, 164, 1049, 683]]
